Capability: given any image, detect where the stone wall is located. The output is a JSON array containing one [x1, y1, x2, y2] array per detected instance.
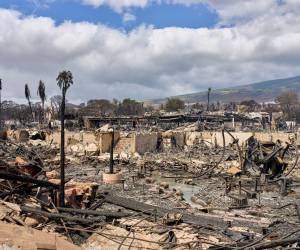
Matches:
[[47, 130, 121, 154], [98, 132, 120, 153], [173, 131, 185, 147], [185, 131, 296, 147], [185, 132, 202, 146], [134, 132, 158, 154], [45, 129, 298, 155], [48, 131, 97, 147], [162, 131, 186, 149], [114, 134, 135, 154]]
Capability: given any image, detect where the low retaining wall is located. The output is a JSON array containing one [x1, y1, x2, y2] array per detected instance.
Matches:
[[186, 131, 296, 147], [45, 130, 298, 155], [134, 132, 158, 154]]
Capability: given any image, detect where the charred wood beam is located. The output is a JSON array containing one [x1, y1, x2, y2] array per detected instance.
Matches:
[[56, 207, 131, 218], [0, 184, 40, 198], [209, 236, 300, 250], [20, 206, 103, 224], [253, 236, 300, 249], [0, 172, 59, 189], [263, 147, 283, 163], [101, 192, 268, 230]]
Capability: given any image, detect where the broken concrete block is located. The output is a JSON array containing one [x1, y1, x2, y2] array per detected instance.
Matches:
[[103, 172, 123, 184], [162, 130, 173, 138], [119, 151, 130, 161], [85, 143, 99, 153], [70, 144, 84, 154], [133, 152, 142, 159], [15, 130, 29, 142], [46, 170, 59, 179], [159, 182, 169, 189], [98, 123, 110, 132], [15, 157, 27, 166], [48, 179, 61, 185], [98, 153, 110, 161], [24, 217, 40, 227], [227, 166, 242, 176]]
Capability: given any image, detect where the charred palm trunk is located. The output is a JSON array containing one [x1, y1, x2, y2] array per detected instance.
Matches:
[[109, 128, 114, 174], [27, 100, 34, 121], [42, 102, 45, 124], [59, 90, 66, 207], [207, 90, 211, 112]]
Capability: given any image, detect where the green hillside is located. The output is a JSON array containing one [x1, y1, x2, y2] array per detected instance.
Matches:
[[165, 75, 300, 103]]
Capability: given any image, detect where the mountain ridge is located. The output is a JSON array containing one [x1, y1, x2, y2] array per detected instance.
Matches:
[[154, 75, 300, 104]]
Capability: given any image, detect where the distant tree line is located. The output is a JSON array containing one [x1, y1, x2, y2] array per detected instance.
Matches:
[[2, 88, 300, 124], [1, 97, 152, 124], [275, 91, 300, 121], [79, 98, 149, 117]]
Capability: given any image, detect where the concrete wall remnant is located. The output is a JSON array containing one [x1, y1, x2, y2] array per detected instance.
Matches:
[[45, 129, 299, 156], [16, 130, 30, 142], [134, 132, 158, 154], [98, 131, 120, 154]]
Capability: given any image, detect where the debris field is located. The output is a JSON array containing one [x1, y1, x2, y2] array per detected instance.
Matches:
[[0, 123, 300, 250]]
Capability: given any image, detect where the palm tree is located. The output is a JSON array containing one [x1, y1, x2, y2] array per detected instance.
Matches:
[[56, 70, 73, 207], [25, 84, 34, 121], [37, 80, 46, 123], [207, 87, 212, 111]]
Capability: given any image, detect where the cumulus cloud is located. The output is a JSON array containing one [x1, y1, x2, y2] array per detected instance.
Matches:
[[170, 0, 277, 20], [1, 1, 300, 103]]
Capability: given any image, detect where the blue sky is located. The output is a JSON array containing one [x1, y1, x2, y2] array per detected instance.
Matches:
[[0, 0, 218, 30]]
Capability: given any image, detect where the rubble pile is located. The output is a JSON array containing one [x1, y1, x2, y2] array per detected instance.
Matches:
[[0, 126, 300, 249]]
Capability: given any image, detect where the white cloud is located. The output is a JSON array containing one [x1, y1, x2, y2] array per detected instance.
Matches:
[[1, 2, 300, 103], [81, 0, 150, 12], [123, 12, 136, 23]]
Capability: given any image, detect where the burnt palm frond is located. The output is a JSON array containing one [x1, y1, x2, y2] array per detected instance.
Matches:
[[37, 80, 46, 124], [56, 70, 73, 93], [25, 84, 34, 120], [37, 80, 46, 106], [25, 84, 31, 102]]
